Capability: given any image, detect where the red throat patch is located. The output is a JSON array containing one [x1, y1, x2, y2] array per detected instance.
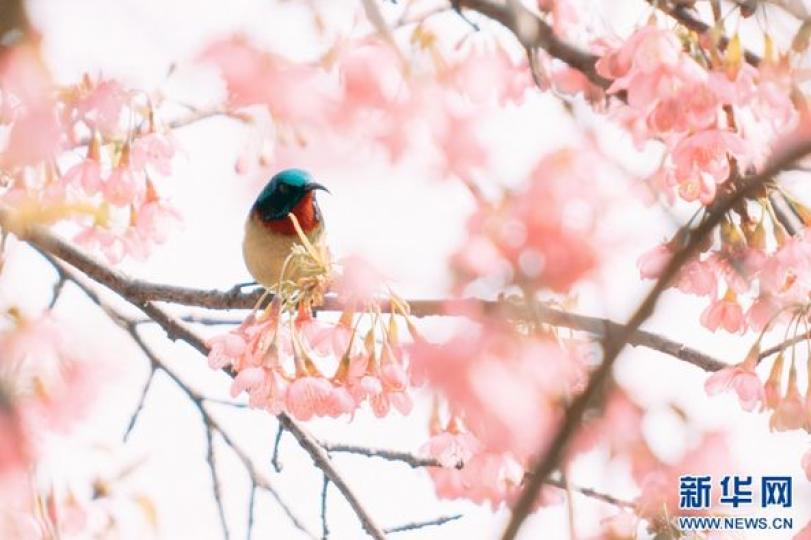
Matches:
[[263, 191, 320, 235]]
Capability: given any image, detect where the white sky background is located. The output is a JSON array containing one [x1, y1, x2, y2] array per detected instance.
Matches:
[[2, 0, 811, 538]]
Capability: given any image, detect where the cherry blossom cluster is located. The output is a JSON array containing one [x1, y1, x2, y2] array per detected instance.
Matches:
[[0, 308, 101, 535], [706, 339, 811, 429], [451, 148, 609, 294], [410, 321, 585, 509], [200, 34, 536, 181], [208, 297, 414, 421], [0, 43, 180, 264], [419, 360, 733, 535], [603, 23, 811, 335], [596, 23, 796, 205]]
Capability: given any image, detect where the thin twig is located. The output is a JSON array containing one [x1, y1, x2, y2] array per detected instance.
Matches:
[[324, 442, 635, 509], [759, 329, 811, 359], [204, 397, 249, 409], [246, 484, 257, 540], [277, 414, 387, 540], [384, 514, 463, 534], [36, 259, 316, 539], [206, 426, 231, 540], [321, 442, 448, 469], [272, 423, 285, 473], [456, 0, 610, 89], [320, 474, 330, 540], [122, 367, 157, 442]]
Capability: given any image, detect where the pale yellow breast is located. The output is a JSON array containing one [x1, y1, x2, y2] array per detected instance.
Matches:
[[242, 215, 323, 287]]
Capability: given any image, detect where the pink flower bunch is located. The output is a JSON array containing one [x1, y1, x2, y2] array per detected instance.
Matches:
[[201, 36, 531, 179], [635, 432, 732, 524], [421, 416, 562, 510], [452, 149, 603, 293], [207, 299, 413, 421], [0, 309, 97, 484], [597, 24, 795, 205], [705, 344, 811, 434], [409, 321, 588, 462], [704, 345, 765, 411], [639, 221, 811, 335], [0, 44, 181, 264]]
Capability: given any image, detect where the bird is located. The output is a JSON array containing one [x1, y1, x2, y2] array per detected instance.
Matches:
[[242, 168, 329, 288]]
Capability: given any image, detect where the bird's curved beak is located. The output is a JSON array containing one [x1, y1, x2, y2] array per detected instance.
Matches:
[[305, 182, 330, 194]]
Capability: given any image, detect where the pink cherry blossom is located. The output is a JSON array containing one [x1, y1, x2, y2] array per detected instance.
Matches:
[[704, 347, 764, 411], [73, 227, 127, 265], [426, 443, 525, 509], [769, 363, 805, 432], [63, 157, 102, 195], [700, 292, 744, 333], [671, 130, 751, 189], [410, 324, 585, 460], [103, 165, 142, 207], [675, 259, 717, 297], [131, 133, 176, 177], [421, 428, 482, 469], [208, 332, 247, 370], [637, 243, 672, 279], [0, 407, 30, 477], [802, 448, 811, 482], [72, 79, 131, 136], [764, 353, 784, 410], [796, 520, 811, 540], [285, 376, 333, 421], [200, 37, 332, 125]]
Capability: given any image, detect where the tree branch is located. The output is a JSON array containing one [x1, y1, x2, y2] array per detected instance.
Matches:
[[645, 0, 762, 66], [276, 415, 387, 539], [30, 240, 386, 540], [499, 137, 811, 540], [456, 0, 610, 89], [384, 514, 462, 534], [8, 212, 728, 374], [322, 441, 635, 509]]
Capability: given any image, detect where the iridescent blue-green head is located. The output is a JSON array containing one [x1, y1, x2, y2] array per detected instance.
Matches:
[[251, 168, 329, 222]]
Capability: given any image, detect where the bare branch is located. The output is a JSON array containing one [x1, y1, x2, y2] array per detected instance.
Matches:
[[321, 442, 448, 469], [272, 423, 285, 473], [206, 426, 231, 540], [320, 474, 330, 540], [322, 441, 635, 509], [384, 514, 462, 534], [277, 414, 387, 540], [246, 484, 257, 540], [37, 259, 316, 539], [122, 367, 157, 442]]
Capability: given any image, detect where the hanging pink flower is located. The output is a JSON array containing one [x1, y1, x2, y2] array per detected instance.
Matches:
[[704, 347, 764, 411]]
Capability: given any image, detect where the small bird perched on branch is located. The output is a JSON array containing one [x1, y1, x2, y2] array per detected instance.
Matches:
[[242, 168, 329, 288]]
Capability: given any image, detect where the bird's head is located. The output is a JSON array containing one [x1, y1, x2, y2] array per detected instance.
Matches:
[[251, 168, 329, 222]]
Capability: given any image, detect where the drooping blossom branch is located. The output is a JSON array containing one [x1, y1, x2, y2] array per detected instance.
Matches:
[[501, 137, 811, 540]]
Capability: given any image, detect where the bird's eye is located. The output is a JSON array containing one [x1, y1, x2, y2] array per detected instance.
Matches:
[[278, 184, 289, 194]]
